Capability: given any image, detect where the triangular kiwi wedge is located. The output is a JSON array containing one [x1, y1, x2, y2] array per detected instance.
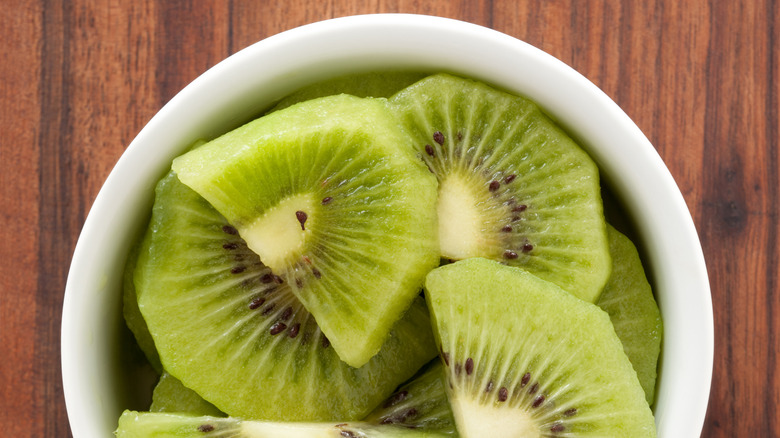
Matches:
[[115, 410, 452, 437], [424, 258, 656, 437], [364, 360, 456, 434], [135, 171, 437, 421], [390, 74, 611, 302], [172, 94, 440, 367], [150, 372, 224, 417], [597, 225, 663, 405]]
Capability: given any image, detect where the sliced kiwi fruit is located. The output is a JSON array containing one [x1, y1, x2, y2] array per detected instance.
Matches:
[[389, 73, 611, 302], [597, 225, 663, 405], [150, 372, 224, 417], [172, 94, 440, 367], [364, 360, 456, 434], [135, 171, 437, 421], [122, 236, 162, 374], [424, 258, 656, 437], [115, 410, 452, 437], [269, 71, 428, 113]]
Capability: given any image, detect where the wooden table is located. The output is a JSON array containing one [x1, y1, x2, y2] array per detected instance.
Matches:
[[1, 1, 776, 436]]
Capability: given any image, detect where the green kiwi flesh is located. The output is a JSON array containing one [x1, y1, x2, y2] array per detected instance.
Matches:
[[135, 171, 437, 421], [269, 71, 428, 113], [390, 74, 611, 303], [597, 225, 663, 405], [424, 258, 656, 437], [364, 360, 456, 434], [172, 94, 440, 367], [115, 410, 453, 437], [122, 236, 162, 373], [150, 372, 224, 417]]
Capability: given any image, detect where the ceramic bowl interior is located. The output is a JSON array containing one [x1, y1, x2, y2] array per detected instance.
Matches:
[[62, 14, 713, 437]]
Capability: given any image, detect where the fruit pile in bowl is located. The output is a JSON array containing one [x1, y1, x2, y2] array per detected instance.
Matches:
[[61, 15, 713, 438]]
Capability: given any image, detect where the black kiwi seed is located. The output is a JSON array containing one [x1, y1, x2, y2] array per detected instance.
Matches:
[[340, 430, 357, 438], [383, 390, 408, 408], [503, 250, 518, 260], [529, 382, 539, 394], [522, 243, 534, 253], [222, 242, 238, 250], [197, 423, 215, 432], [564, 408, 578, 417], [312, 268, 322, 279], [295, 210, 308, 230], [498, 386, 508, 402], [260, 273, 274, 284], [288, 323, 300, 338], [280, 306, 293, 321], [321, 196, 333, 205], [551, 423, 565, 433], [521, 372, 531, 386], [532, 394, 545, 408], [249, 297, 265, 310], [504, 174, 517, 184], [465, 358, 474, 375], [501, 225, 513, 233], [433, 131, 445, 145], [231, 266, 246, 274], [488, 180, 501, 192], [425, 144, 435, 157], [269, 322, 287, 335], [321, 336, 330, 349], [512, 204, 528, 212], [261, 303, 276, 315], [221, 225, 238, 235]]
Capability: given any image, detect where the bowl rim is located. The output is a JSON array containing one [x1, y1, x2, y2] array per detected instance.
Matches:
[[62, 13, 713, 437]]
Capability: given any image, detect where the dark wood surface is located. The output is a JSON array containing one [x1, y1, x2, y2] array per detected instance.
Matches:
[[1, 1, 776, 436]]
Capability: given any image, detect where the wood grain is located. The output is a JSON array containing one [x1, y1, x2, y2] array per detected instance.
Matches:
[[1, 1, 776, 436]]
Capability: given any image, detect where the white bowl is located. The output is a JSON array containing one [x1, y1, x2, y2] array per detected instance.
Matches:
[[62, 14, 713, 437]]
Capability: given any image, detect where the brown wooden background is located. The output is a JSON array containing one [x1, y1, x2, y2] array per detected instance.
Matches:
[[1, 1, 777, 436]]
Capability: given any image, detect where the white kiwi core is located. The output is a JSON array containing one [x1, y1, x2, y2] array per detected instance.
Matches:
[[451, 394, 540, 438], [240, 193, 316, 272], [437, 173, 501, 260]]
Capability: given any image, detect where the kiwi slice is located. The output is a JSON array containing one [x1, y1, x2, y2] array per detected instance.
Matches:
[[364, 360, 455, 434], [115, 410, 452, 437], [172, 94, 440, 367], [150, 372, 224, 417], [135, 171, 437, 421], [390, 73, 611, 302], [269, 71, 428, 113], [424, 258, 656, 437], [597, 225, 663, 405], [122, 236, 162, 374]]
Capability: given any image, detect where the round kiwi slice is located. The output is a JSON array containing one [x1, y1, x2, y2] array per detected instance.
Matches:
[[364, 360, 455, 434], [424, 258, 656, 437], [597, 225, 663, 405], [172, 94, 440, 367], [115, 410, 453, 437], [135, 171, 437, 421], [390, 73, 611, 302]]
